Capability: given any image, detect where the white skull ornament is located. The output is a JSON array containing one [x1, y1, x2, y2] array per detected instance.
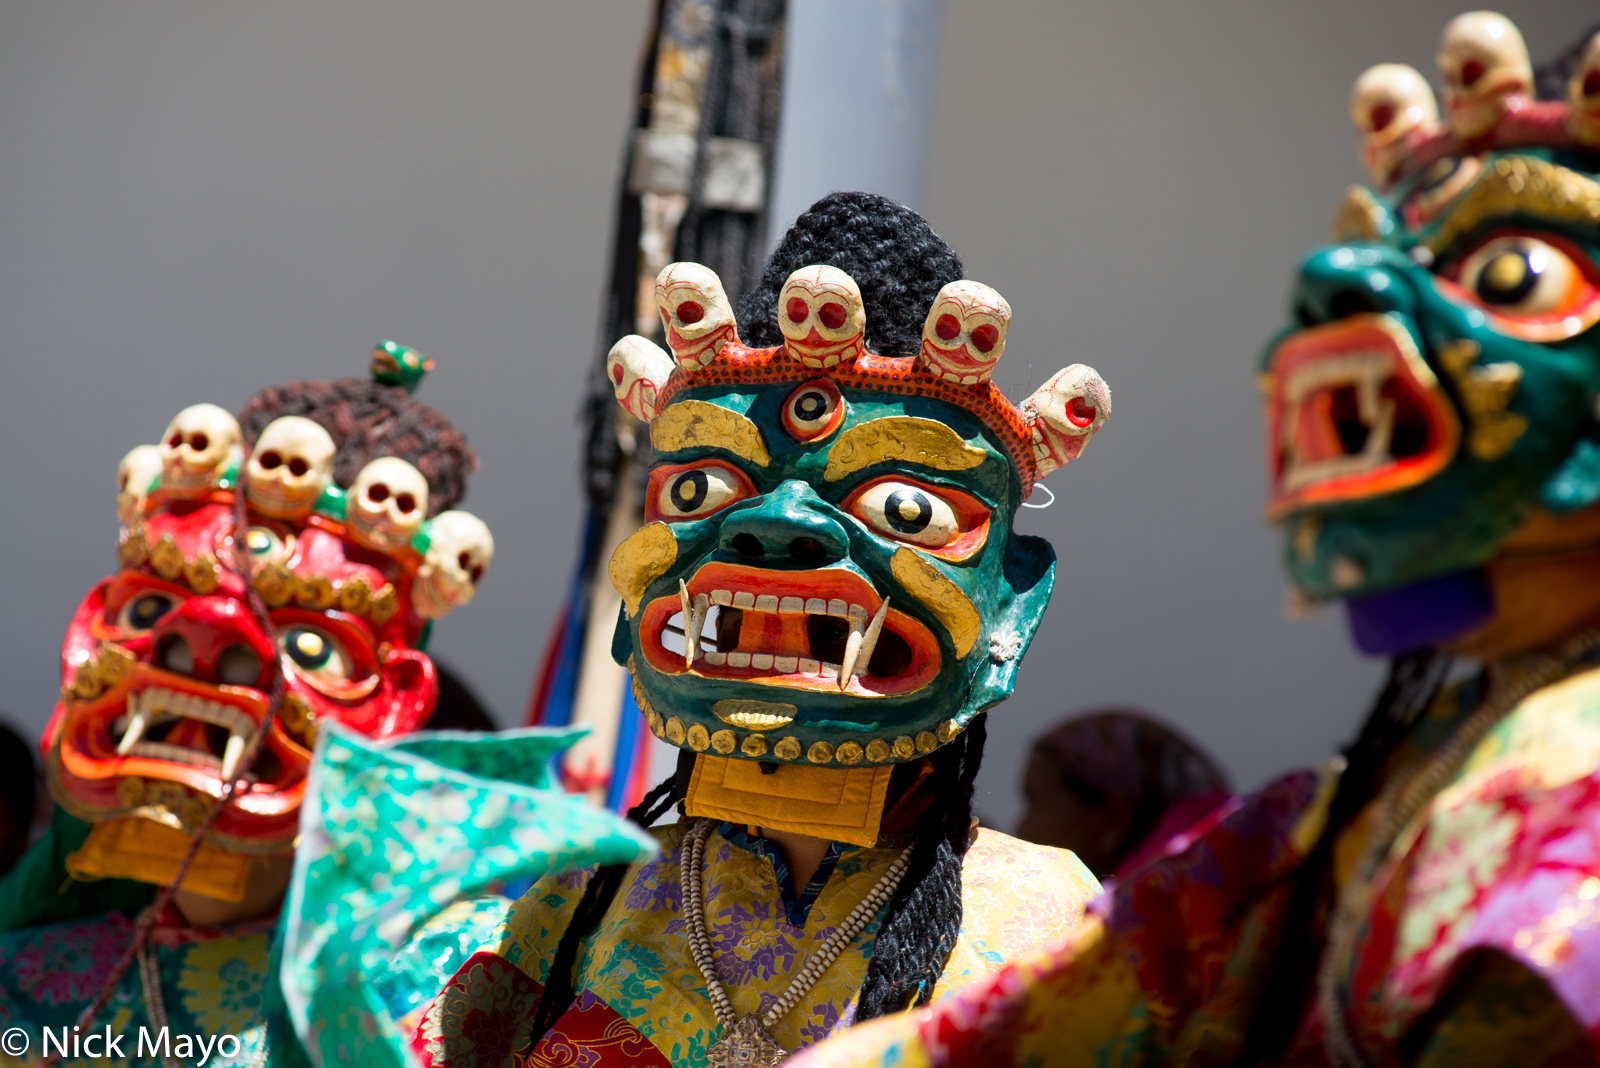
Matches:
[[245, 416, 336, 519], [413, 510, 494, 619], [159, 403, 243, 497], [117, 444, 163, 527], [918, 280, 1011, 385], [655, 262, 737, 371], [1019, 364, 1112, 480], [1437, 12, 1532, 139], [1350, 64, 1440, 184], [779, 265, 866, 370], [608, 335, 677, 422], [347, 457, 429, 552], [1568, 31, 1600, 146]]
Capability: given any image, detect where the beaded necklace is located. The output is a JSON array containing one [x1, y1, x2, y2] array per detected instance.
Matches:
[[679, 819, 910, 1066]]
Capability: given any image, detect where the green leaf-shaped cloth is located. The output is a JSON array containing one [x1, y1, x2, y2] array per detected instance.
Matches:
[[277, 723, 658, 1067]]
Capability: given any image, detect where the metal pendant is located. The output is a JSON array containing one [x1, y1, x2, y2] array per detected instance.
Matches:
[[707, 1015, 787, 1067]]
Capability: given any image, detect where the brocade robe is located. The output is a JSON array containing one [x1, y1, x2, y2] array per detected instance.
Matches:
[[0, 904, 277, 1068], [782, 664, 1600, 1068], [413, 821, 1101, 1067], [0, 887, 511, 1068], [0, 725, 637, 1068]]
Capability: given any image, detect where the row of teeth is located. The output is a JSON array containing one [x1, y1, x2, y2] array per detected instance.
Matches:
[[1281, 350, 1391, 428], [701, 651, 840, 675], [678, 581, 889, 691], [123, 741, 224, 772], [113, 687, 255, 781], [1281, 352, 1398, 493], [709, 589, 867, 616]]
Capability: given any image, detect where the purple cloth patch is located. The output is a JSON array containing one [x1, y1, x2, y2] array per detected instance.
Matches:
[[1344, 569, 1493, 654]]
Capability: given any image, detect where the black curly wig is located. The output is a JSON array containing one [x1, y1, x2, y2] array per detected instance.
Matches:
[[737, 191, 965, 358], [237, 378, 476, 517]]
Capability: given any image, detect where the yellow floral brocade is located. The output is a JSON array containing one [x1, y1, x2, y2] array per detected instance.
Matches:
[[494, 822, 1100, 1063]]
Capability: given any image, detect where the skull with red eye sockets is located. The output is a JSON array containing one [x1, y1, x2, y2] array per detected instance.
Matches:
[[1443, 231, 1600, 343], [844, 476, 993, 562], [117, 445, 163, 528], [918, 280, 1011, 386], [1019, 364, 1112, 480], [779, 265, 866, 370], [608, 335, 677, 422], [245, 416, 336, 520], [159, 404, 242, 497], [413, 510, 495, 619], [646, 461, 757, 523], [656, 262, 738, 371], [1436, 11, 1532, 139], [1349, 64, 1440, 185], [1571, 32, 1600, 145], [348, 457, 429, 553], [781, 378, 845, 443]]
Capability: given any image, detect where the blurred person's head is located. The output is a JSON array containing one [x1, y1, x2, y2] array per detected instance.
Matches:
[[1015, 708, 1230, 878], [0, 722, 38, 875]]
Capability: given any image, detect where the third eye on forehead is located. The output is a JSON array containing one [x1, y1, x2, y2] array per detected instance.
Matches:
[[793, 390, 828, 423]]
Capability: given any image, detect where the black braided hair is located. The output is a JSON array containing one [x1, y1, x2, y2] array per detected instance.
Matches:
[[236, 378, 476, 516], [1238, 651, 1452, 1063], [736, 191, 965, 359], [856, 714, 987, 1018], [525, 724, 987, 1036]]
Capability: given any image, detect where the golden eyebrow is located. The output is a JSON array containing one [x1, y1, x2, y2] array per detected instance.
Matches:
[[823, 416, 988, 482], [1425, 156, 1600, 254], [650, 400, 772, 468]]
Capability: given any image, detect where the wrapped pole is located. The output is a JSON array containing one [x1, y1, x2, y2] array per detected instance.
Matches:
[[531, 0, 949, 810]]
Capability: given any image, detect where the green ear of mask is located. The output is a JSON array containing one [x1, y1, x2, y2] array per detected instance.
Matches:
[[612, 606, 635, 669], [961, 533, 1056, 723]]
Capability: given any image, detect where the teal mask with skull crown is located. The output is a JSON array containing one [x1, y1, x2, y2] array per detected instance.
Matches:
[[1263, 13, 1600, 653], [604, 255, 1109, 769]]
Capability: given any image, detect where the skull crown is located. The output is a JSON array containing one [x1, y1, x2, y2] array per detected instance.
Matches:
[[1347, 13, 1600, 186], [606, 261, 1111, 494], [117, 346, 494, 622]]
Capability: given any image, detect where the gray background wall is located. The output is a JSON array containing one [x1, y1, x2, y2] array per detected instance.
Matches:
[[0, 1, 1582, 830]]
